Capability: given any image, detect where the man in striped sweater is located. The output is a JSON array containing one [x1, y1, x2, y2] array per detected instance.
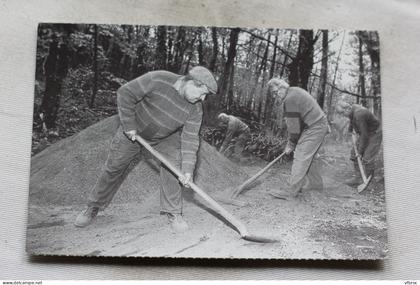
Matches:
[[74, 66, 217, 232], [267, 78, 329, 199]]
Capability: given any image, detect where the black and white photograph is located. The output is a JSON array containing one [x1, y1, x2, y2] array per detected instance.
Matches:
[[26, 23, 387, 259]]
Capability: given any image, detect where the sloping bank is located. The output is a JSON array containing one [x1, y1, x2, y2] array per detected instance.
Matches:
[[29, 115, 247, 207]]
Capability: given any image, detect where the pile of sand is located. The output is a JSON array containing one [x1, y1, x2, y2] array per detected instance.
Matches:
[[29, 115, 247, 207]]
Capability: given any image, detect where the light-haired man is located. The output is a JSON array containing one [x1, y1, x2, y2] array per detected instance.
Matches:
[[75, 66, 217, 232], [267, 78, 329, 198]]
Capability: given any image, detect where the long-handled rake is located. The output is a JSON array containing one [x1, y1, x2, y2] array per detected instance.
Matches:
[[135, 135, 278, 243]]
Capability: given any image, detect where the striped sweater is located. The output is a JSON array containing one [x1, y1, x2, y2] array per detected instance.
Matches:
[[117, 71, 203, 174], [283, 87, 325, 146]]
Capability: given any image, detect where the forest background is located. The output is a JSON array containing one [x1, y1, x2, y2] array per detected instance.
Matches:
[[32, 24, 381, 160]]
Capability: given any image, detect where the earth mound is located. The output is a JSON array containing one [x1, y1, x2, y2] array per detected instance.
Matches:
[[29, 115, 247, 207]]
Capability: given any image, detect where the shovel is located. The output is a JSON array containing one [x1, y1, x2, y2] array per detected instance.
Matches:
[[351, 133, 372, 193], [134, 135, 278, 243], [218, 152, 287, 206], [231, 152, 286, 199]]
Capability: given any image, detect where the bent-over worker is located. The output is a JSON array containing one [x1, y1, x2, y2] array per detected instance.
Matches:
[[341, 103, 382, 186], [74, 66, 217, 232], [267, 78, 329, 198], [218, 113, 251, 158]]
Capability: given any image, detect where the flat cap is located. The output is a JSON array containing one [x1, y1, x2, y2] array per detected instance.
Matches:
[[188, 66, 218, 94]]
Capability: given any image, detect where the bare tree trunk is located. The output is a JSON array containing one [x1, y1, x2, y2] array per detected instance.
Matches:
[[358, 32, 367, 107], [269, 29, 279, 79], [264, 30, 279, 127], [127, 25, 135, 78], [279, 30, 294, 78], [40, 28, 71, 129], [288, 29, 318, 90], [167, 27, 174, 67], [156, 26, 167, 70], [309, 66, 318, 94], [203, 28, 219, 125], [257, 34, 271, 122], [316, 30, 328, 109], [209, 27, 218, 72], [221, 33, 226, 66], [247, 38, 264, 110], [172, 26, 186, 72], [218, 28, 240, 109], [105, 37, 114, 58], [242, 36, 255, 108], [250, 33, 271, 119], [359, 31, 381, 117], [183, 31, 198, 74], [227, 64, 235, 111], [197, 29, 205, 66], [327, 32, 345, 120], [89, 24, 98, 108]]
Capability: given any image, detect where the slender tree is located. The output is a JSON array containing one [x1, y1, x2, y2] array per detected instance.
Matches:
[[288, 30, 318, 90], [40, 25, 72, 129], [135, 26, 150, 76], [219, 28, 240, 109], [155, 26, 167, 70], [202, 28, 219, 125], [327, 32, 345, 120], [167, 26, 174, 67], [279, 30, 294, 78], [269, 29, 279, 79], [183, 31, 198, 74], [247, 37, 264, 110], [209, 27, 218, 72], [248, 32, 271, 118], [309, 66, 318, 94], [241, 36, 255, 108], [357, 32, 367, 107], [197, 29, 205, 66], [264, 29, 279, 128], [256, 33, 271, 121], [316, 30, 328, 109], [227, 64, 235, 111], [89, 24, 99, 108], [358, 31, 381, 117]]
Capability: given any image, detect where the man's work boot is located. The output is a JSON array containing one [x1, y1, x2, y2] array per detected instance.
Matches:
[[344, 176, 362, 187], [167, 213, 189, 232], [74, 206, 99, 228]]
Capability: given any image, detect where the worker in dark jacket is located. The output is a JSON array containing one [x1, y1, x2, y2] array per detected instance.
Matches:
[[218, 113, 251, 158], [74, 66, 217, 232], [341, 103, 382, 185], [267, 78, 329, 198]]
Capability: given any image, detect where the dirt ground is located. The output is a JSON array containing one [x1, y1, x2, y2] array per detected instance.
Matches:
[[26, 118, 388, 260]]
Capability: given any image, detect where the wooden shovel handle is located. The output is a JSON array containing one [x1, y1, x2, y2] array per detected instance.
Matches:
[[134, 135, 249, 237], [351, 133, 368, 183], [231, 152, 286, 198]]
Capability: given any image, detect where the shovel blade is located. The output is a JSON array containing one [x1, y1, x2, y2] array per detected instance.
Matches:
[[216, 194, 249, 207], [357, 175, 372, 193], [269, 191, 289, 200], [242, 234, 279, 243]]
